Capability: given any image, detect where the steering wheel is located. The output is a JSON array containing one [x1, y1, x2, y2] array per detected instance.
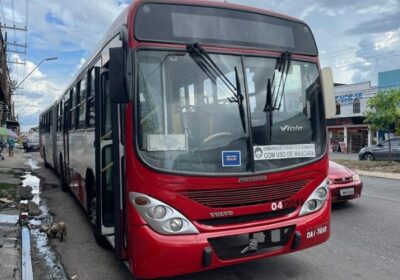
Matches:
[[202, 132, 234, 148]]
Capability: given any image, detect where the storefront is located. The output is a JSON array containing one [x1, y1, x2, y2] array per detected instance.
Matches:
[[326, 81, 377, 153], [327, 117, 373, 153]]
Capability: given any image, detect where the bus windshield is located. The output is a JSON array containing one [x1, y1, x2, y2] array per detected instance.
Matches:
[[136, 50, 326, 175]]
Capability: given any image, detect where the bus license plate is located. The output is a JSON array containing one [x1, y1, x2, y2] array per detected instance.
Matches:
[[340, 188, 354, 196]]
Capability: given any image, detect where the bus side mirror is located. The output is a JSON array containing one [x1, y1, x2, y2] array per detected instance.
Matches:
[[321, 67, 335, 118], [109, 47, 133, 103]]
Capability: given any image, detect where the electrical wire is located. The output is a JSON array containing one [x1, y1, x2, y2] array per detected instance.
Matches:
[[0, 0, 5, 25], [323, 34, 400, 58], [329, 51, 400, 69]]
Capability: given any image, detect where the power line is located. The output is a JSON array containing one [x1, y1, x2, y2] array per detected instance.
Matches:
[[0, 0, 5, 25], [323, 34, 400, 58], [23, 0, 29, 94], [330, 51, 400, 69]]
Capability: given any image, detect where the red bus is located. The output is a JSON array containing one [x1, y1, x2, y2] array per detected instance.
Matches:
[[39, 0, 335, 278]]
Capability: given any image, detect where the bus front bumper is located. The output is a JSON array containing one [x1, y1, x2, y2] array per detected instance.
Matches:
[[127, 201, 330, 279]]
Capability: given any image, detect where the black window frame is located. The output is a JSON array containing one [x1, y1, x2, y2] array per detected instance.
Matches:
[[86, 67, 96, 129], [353, 98, 360, 114], [335, 101, 341, 115]]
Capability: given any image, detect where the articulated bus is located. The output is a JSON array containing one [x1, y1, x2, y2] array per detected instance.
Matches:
[[39, 0, 335, 278]]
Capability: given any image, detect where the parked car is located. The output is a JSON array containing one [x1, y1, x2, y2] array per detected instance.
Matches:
[[328, 161, 362, 203], [359, 137, 400, 161], [25, 136, 40, 152]]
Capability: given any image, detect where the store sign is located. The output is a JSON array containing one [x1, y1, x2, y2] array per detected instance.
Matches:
[[336, 92, 363, 104]]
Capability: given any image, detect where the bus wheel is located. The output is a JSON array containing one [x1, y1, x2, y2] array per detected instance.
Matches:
[[85, 171, 96, 223], [43, 149, 51, 168], [59, 157, 69, 192]]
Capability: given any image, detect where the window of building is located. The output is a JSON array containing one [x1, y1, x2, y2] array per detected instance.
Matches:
[[335, 101, 341, 115], [353, 98, 360, 113]]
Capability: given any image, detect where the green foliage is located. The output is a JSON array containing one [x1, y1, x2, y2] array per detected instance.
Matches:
[[363, 88, 400, 133]]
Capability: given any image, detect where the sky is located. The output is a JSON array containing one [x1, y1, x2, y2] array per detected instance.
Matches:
[[2, 0, 400, 131]]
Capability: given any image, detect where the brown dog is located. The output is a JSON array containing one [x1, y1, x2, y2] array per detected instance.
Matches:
[[47, 222, 67, 241]]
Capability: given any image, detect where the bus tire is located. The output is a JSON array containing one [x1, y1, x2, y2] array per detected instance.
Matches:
[[59, 157, 69, 192], [85, 170, 95, 216], [43, 149, 51, 168]]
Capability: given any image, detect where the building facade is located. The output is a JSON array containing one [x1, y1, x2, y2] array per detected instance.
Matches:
[[327, 81, 377, 153], [377, 68, 400, 140], [0, 27, 12, 128], [378, 68, 400, 90]]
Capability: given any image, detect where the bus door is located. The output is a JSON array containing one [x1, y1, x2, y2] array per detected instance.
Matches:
[[95, 64, 127, 260]]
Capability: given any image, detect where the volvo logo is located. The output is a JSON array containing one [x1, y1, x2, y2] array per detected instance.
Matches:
[[280, 125, 304, 132], [209, 211, 234, 218]]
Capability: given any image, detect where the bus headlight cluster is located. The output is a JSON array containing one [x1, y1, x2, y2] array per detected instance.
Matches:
[[299, 178, 330, 216], [129, 192, 199, 235]]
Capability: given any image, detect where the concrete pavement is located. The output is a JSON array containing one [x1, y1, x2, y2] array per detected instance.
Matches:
[[329, 152, 359, 161], [0, 149, 38, 280]]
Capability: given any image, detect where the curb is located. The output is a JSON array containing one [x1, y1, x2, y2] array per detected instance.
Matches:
[[21, 226, 33, 280], [356, 170, 400, 180]]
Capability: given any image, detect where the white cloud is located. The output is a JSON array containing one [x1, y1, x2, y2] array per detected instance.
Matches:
[[26, 0, 129, 51], [11, 56, 65, 121]]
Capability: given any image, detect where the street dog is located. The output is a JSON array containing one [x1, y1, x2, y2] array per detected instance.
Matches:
[[47, 222, 67, 241]]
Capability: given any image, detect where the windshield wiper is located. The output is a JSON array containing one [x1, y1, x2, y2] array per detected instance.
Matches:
[[263, 51, 292, 143], [186, 42, 246, 132], [273, 51, 292, 111], [263, 78, 273, 143]]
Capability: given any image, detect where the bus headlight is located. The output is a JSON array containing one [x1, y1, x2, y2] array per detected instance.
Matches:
[[129, 192, 199, 235], [169, 218, 183, 232], [299, 178, 330, 216], [151, 205, 167, 220]]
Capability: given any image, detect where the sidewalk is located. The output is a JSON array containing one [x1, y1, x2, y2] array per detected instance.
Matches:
[[0, 149, 34, 280], [329, 152, 359, 161], [0, 214, 20, 280]]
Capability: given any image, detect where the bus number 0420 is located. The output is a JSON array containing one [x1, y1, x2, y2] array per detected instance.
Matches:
[[271, 199, 304, 211], [271, 201, 283, 211]]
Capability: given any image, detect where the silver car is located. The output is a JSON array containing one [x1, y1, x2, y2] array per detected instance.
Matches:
[[359, 137, 400, 161], [26, 137, 40, 152]]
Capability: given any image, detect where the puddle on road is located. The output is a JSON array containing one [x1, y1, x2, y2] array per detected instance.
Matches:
[[0, 213, 19, 224], [25, 157, 40, 170], [22, 157, 68, 280]]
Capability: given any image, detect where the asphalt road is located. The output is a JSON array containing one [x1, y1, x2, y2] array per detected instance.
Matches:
[[34, 154, 400, 280]]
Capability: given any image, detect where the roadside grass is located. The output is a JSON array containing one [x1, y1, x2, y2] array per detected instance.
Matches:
[[334, 159, 400, 174], [0, 182, 18, 199]]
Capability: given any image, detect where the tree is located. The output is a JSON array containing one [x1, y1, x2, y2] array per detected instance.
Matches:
[[364, 88, 400, 160]]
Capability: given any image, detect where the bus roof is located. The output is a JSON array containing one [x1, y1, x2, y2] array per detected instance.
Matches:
[[46, 0, 314, 113]]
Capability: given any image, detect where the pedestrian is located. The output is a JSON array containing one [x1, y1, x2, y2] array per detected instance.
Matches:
[[7, 136, 15, 157]]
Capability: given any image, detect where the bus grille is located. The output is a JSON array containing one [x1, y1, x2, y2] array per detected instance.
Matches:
[[197, 207, 296, 227], [181, 179, 311, 208]]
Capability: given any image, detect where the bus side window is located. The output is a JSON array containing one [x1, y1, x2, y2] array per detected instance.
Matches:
[[78, 75, 87, 129], [102, 72, 112, 138], [59, 101, 63, 132], [64, 97, 70, 133], [86, 68, 95, 128], [69, 89, 74, 131], [75, 83, 80, 129]]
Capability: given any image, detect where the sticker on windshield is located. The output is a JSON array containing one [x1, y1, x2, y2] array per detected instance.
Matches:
[[147, 134, 188, 151], [254, 144, 316, 161], [222, 151, 241, 167]]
